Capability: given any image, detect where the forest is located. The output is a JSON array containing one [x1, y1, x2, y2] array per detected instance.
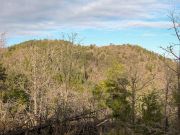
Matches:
[[0, 12, 180, 135]]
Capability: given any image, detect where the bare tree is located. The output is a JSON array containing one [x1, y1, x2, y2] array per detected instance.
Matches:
[[161, 11, 180, 130], [0, 32, 6, 49], [127, 62, 155, 125], [163, 65, 175, 132], [0, 33, 6, 59]]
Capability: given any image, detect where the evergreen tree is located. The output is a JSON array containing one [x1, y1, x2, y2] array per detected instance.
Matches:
[[141, 91, 162, 124], [106, 77, 131, 122]]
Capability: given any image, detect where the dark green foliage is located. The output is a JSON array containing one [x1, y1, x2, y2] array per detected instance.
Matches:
[[3, 73, 29, 105], [92, 82, 108, 107], [0, 63, 6, 82], [141, 91, 162, 124], [106, 77, 131, 121], [3, 90, 29, 104]]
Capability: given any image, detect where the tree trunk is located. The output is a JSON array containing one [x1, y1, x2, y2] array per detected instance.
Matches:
[[132, 86, 135, 125], [178, 61, 180, 130], [33, 91, 37, 116]]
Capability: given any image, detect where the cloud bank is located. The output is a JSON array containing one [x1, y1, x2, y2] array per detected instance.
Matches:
[[0, 0, 178, 36]]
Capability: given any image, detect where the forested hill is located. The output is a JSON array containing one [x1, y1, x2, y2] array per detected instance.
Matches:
[[2, 40, 171, 89], [0, 40, 176, 135]]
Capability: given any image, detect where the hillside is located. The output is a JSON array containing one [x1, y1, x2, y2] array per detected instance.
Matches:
[[0, 40, 176, 135], [2, 40, 171, 90]]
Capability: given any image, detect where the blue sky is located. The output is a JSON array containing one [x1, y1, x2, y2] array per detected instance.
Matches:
[[0, 0, 180, 53]]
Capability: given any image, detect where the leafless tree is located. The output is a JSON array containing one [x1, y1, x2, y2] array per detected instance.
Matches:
[[127, 62, 155, 125], [161, 11, 180, 131], [0, 32, 6, 49]]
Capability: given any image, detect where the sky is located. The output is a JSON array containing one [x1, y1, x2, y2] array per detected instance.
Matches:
[[0, 0, 180, 53]]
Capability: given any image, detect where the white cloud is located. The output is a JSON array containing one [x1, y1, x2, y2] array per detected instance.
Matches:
[[0, 0, 178, 37]]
